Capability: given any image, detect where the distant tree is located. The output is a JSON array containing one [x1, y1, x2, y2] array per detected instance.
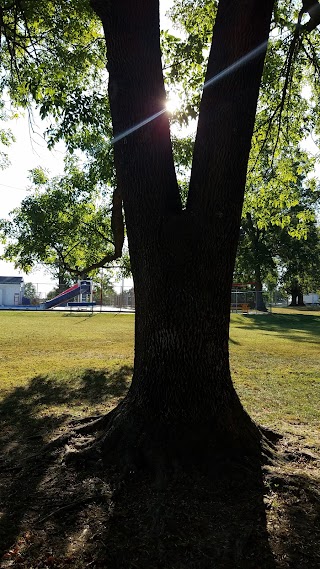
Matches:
[[278, 223, 320, 305], [92, 273, 115, 304], [23, 282, 40, 305], [235, 150, 319, 310], [234, 215, 275, 311], [0, 161, 124, 280]]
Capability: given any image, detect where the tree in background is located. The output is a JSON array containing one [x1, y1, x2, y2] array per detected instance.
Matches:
[[0, 161, 124, 280], [92, 272, 115, 305], [235, 148, 319, 310], [278, 222, 320, 304], [23, 281, 39, 304], [236, 213, 320, 308], [0, 0, 124, 280]]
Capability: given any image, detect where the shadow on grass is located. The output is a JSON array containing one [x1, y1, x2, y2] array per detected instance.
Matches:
[[90, 462, 277, 569], [0, 365, 132, 559], [267, 468, 320, 568], [284, 473, 320, 567], [63, 312, 97, 322], [0, 368, 319, 567], [235, 313, 320, 344]]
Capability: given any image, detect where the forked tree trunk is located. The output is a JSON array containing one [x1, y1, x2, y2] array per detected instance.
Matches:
[[290, 283, 305, 306], [90, 0, 275, 465]]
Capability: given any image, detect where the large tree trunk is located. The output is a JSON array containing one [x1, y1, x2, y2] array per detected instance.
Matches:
[[255, 277, 268, 312], [90, 0, 275, 467], [289, 281, 305, 306]]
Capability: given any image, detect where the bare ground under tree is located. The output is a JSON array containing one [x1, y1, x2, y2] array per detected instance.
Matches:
[[0, 370, 319, 569]]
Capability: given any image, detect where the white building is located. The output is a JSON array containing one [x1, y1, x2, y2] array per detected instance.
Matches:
[[303, 293, 319, 305], [0, 276, 24, 306]]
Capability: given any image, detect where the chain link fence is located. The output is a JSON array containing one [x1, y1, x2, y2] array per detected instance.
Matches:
[[24, 279, 135, 311], [22, 281, 318, 312]]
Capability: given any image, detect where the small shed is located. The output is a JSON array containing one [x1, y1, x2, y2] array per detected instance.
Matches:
[[0, 276, 24, 306]]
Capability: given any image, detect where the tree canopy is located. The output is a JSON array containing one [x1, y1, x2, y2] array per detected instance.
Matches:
[[1, 1, 319, 287], [0, 160, 124, 279]]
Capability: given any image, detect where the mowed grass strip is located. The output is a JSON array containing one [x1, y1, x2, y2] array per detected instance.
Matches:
[[230, 312, 320, 446], [0, 312, 134, 426], [0, 309, 319, 446], [0, 312, 134, 386]]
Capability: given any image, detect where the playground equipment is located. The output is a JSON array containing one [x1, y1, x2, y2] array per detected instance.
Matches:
[[0, 280, 95, 311], [43, 280, 94, 310], [231, 282, 258, 313]]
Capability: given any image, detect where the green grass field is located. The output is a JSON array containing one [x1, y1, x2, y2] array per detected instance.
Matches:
[[1, 309, 319, 567], [0, 309, 319, 447]]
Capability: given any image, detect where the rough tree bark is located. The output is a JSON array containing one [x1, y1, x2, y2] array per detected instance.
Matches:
[[88, 0, 275, 468]]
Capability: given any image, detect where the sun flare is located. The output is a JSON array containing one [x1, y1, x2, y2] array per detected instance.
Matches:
[[165, 92, 181, 114]]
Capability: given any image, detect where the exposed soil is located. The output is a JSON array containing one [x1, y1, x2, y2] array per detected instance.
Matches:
[[0, 407, 319, 569]]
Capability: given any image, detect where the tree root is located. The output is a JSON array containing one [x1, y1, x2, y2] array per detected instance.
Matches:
[[36, 496, 96, 525], [259, 424, 283, 444], [72, 413, 110, 435], [258, 424, 282, 467], [0, 413, 113, 473], [1, 395, 283, 480], [61, 397, 283, 482]]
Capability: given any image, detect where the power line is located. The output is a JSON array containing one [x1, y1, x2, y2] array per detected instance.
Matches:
[[0, 182, 27, 191]]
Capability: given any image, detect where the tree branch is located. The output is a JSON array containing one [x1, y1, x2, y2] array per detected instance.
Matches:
[[301, 0, 320, 32], [187, 0, 274, 225], [90, 0, 182, 255], [248, 8, 312, 175], [270, 29, 302, 164], [50, 187, 125, 278], [304, 36, 320, 76]]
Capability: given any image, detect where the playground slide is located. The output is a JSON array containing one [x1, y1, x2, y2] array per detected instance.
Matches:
[[43, 282, 90, 310]]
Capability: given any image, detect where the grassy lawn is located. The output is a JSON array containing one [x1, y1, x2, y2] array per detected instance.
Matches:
[[0, 309, 319, 567], [0, 312, 134, 456], [230, 312, 320, 446], [0, 309, 319, 446], [0, 311, 134, 386]]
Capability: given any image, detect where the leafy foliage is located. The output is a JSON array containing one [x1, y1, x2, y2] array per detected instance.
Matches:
[[235, 145, 319, 292], [23, 281, 37, 299], [0, 101, 15, 169], [278, 222, 320, 295], [0, 161, 117, 278], [0, 0, 108, 145], [163, 1, 320, 293], [0, 1, 320, 290]]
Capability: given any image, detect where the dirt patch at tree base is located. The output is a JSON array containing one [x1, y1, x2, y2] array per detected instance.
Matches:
[[0, 432, 319, 569]]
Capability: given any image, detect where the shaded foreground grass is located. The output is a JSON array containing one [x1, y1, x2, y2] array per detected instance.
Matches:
[[0, 310, 319, 568]]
